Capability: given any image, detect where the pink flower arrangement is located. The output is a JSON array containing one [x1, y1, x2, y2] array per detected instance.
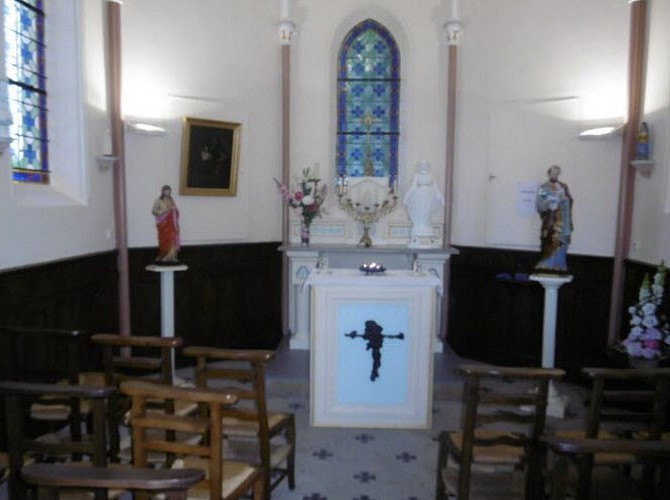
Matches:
[[620, 263, 670, 359], [274, 168, 327, 226]]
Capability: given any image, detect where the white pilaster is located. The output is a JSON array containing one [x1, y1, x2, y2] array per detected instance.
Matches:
[[286, 250, 319, 349]]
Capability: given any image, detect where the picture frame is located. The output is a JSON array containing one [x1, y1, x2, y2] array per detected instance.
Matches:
[[180, 117, 241, 196]]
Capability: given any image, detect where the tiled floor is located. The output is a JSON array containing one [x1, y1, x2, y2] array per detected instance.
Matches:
[[261, 341, 464, 499], [260, 341, 645, 500], [0, 341, 650, 499]]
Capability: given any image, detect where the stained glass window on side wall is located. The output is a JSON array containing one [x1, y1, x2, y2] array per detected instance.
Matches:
[[4, 0, 49, 184], [337, 19, 399, 185]]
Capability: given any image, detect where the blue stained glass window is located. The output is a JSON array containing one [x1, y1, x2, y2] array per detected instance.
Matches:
[[4, 0, 49, 184], [337, 19, 399, 183]]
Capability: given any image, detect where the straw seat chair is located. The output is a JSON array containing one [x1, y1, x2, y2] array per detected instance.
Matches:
[[91, 333, 198, 462], [435, 364, 565, 500], [0, 326, 100, 447], [121, 380, 265, 500], [0, 380, 119, 500], [542, 367, 670, 500], [183, 346, 296, 498]]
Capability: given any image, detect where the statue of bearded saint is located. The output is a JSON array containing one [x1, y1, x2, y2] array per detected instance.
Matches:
[[535, 165, 573, 273]]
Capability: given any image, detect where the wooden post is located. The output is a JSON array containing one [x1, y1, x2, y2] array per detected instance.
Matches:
[[607, 0, 648, 346], [279, 16, 296, 339], [106, 0, 131, 338], [442, 17, 462, 341]]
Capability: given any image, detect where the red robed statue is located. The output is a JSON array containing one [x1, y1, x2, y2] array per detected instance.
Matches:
[[151, 185, 180, 264]]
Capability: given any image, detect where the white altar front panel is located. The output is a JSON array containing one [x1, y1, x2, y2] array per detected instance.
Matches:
[[283, 244, 453, 351], [309, 270, 437, 428]]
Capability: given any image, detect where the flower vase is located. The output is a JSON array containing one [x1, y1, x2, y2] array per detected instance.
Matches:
[[629, 357, 660, 370], [300, 222, 311, 245]]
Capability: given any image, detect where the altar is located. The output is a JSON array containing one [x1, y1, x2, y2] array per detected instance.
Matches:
[[307, 268, 440, 428], [282, 244, 454, 351]]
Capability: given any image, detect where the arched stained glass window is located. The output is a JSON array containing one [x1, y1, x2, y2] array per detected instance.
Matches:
[[337, 19, 399, 184], [4, 0, 49, 184]]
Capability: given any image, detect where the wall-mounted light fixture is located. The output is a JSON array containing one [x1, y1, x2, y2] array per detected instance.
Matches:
[[125, 121, 167, 136], [578, 122, 623, 139]]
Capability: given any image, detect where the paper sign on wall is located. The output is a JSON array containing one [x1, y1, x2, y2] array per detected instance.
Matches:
[[517, 181, 540, 216]]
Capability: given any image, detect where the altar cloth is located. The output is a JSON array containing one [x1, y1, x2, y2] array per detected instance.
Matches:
[[303, 268, 442, 295]]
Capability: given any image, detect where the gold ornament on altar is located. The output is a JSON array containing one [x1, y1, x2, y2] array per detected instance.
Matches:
[[336, 110, 398, 247], [336, 177, 398, 248]]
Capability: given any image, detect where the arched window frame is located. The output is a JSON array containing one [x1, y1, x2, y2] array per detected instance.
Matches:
[[4, 0, 49, 184], [337, 19, 400, 185]]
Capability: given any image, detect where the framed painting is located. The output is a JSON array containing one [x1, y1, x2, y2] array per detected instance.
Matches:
[[180, 117, 241, 196]]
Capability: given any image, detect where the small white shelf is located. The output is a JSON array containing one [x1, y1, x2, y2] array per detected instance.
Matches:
[[630, 159, 654, 177], [631, 159, 654, 166]]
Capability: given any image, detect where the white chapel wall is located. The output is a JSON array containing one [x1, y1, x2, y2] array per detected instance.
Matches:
[[2, 0, 670, 270]]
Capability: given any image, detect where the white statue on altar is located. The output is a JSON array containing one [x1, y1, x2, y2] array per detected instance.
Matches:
[[403, 161, 444, 248]]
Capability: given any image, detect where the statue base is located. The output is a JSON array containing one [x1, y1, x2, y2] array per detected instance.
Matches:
[[533, 267, 571, 276], [153, 259, 181, 266]]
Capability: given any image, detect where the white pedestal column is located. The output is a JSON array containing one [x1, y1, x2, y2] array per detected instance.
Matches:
[[530, 273, 573, 418], [146, 264, 188, 378]]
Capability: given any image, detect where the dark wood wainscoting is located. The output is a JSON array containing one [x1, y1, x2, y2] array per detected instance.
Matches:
[[0, 243, 284, 374], [129, 242, 283, 353], [0, 244, 659, 379], [446, 247, 665, 377], [447, 246, 616, 376], [0, 252, 119, 377]]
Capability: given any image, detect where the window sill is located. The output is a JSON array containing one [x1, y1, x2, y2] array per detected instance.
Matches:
[[12, 182, 85, 207]]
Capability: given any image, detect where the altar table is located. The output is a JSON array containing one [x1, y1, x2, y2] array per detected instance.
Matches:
[[307, 268, 439, 428]]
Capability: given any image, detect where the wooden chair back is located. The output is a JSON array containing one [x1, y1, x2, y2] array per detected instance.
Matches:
[[581, 367, 670, 440], [91, 333, 180, 386], [90, 333, 184, 461], [436, 364, 565, 500], [0, 326, 96, 451], [0, 380, 116, 500], [121, 380, 265, 500], [21, 463, 205, 500], [543, 367, 670, 499], [183, 346, 296, 496]]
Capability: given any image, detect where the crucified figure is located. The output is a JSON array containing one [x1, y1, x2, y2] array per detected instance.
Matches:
[[345, 320, 404, 381]]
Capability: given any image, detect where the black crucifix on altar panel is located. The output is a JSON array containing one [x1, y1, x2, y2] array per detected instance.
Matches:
[[344, 320, 404, 381]]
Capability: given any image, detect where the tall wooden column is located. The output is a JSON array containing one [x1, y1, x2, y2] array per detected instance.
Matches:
[[607, 0, 648, 345], [279, 4, 296, 338], [106, 0, 131, 337], [441, 7, 463, 341]]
